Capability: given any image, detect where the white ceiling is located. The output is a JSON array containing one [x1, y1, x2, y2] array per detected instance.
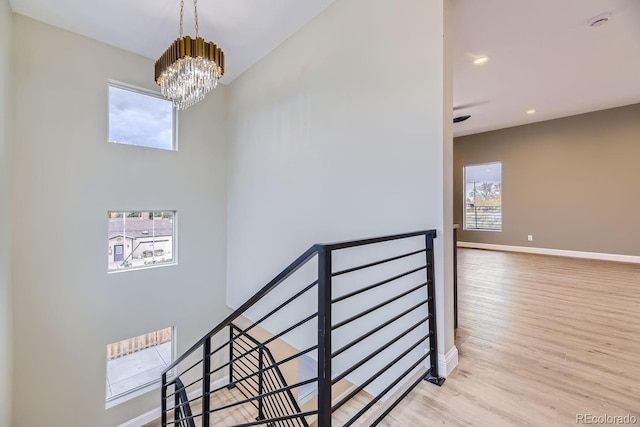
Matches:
[[8, 0, 338, 83], [8, 0, 640, 137], [452, 0, 640, 136]]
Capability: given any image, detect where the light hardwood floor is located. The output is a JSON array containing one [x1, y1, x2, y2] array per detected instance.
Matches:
[[378, 249, 640, 426], [145, 249, 639, 426]]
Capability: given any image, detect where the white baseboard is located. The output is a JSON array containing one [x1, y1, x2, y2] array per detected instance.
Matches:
[[457, 241, 640, 264], [425, 345, 458, 378], [117, 377, 229, 427], [438, 346, 459, 377]]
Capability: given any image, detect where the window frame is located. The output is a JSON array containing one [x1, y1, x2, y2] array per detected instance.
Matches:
[[105, 326, 176, 408], [108, 80, 179, 151], [463, 161, 502, 232], [107, 211, 178, 273]]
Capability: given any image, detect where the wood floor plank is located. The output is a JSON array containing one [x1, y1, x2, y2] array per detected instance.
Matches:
[[379, 249, 640, 426], [145, 249, 640, 426]]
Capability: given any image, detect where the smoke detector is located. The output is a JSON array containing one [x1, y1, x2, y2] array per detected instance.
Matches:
[[589, 12, 611, 27]]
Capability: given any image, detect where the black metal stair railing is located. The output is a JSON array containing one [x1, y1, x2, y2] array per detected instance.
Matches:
[[161, 230, 444, 427], [229, 324, 309, 426]]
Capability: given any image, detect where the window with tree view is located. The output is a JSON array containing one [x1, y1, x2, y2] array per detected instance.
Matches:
[[108, 211, 176, 272], [464, 162, 502, 231]]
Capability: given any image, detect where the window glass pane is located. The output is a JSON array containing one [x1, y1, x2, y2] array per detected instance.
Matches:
[[106, 327, 173, 401], [108, 84, 175, 150], [108, 211, 176, 272], [464, 162, 502, 231]]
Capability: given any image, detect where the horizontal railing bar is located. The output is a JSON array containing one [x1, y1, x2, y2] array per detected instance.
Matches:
[[332, 315, 429, 385], [208, 337, 232, 358], [241, 280, 318, 336], [164, 376, 203, 401], [259, 397, 282, 427], [234, 359, 261, 379], [208, 357, 233, 377], [233, 382, 260, 411], [344, 351, 432, 427], [164, 390, 203, 413], [323, 230, 436, 251], [209, 378, 318, 414], [260, 345, 306, 425], [169, 411, 203, 425], [333, 298, 428, 358], [208, 343, 261, 379], [262, 313, 318, 347], [163, 245, 320, 374], [231, 411, 318, 427], [265, 389, 294, 427], [231, 338, 261, 363], [232, 353, 261, 371], [271, 345, 318, 371], [221, 315, 318, 376], [214, 345, 318, 395], [174, 358, 204, 383], [332, 334, 431, 412], [207, 332, 271, 377], [332, 281, 428, 330], [332, 249, 426, 277], [332, 265, 426, 304], [261, 370, 297, 427], [163, 230, 436, 375], [162, 380, 204, 411], [232, 364, 261, 394], [369, 368, 430, 427], [231, 324, 262, 348]]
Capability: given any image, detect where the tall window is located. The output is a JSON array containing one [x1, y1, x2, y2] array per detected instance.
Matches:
[[108, 211, 176, 272], [464, 162, 502, 231], [108, 82, 176, 150]]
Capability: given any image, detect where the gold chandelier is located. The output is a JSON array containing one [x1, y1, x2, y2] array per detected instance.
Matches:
[[155, 0, 225, 110]]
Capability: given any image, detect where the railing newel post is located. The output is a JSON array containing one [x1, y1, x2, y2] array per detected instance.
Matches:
[[425, 231, 445, 386], [161, 373, 168, 427], [258, 345, 265, 421], [203, 336, 212, 426], [317, 245, 332, 427], [174, 381, 181, 425], [228, 325, 235, 389]]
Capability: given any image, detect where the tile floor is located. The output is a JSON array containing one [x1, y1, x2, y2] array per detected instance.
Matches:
[[106, 342, 172, 399]]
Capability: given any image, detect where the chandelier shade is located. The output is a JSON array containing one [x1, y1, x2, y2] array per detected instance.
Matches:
[[155, 0, 225, 110]]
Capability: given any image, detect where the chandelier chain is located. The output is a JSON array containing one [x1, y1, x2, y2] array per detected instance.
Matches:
[[194, 0, 200, 38], [179, 0, 199, 38], [179, 0, 184, 37]]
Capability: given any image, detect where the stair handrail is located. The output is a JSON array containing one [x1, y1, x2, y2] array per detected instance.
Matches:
[[162, 229, 442, 427], [163, 244, 320, 375], [163, 230, 432, 375]]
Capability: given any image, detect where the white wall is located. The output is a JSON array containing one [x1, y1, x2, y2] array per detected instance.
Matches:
[[11, 15, 229, 427], [0, 0, 13, 425], [226, 0, 454, 392]]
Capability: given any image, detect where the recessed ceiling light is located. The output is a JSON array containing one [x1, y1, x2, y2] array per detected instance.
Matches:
[[474, 56, 489, 65], [526, 109, 536, 115], [589, 12, 611, 27]]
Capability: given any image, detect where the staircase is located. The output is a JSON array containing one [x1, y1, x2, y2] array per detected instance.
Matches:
[[157, 230, 444, 426]]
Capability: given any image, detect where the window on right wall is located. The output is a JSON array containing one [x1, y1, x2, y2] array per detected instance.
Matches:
[[464, 162, 502, 231]]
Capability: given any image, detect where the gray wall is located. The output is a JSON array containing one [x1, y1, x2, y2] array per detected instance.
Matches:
[[11, 16, 229, 427], [226, 0, 454, 390], [454, 103, 640, 256], [0, 0, 12, 425]]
